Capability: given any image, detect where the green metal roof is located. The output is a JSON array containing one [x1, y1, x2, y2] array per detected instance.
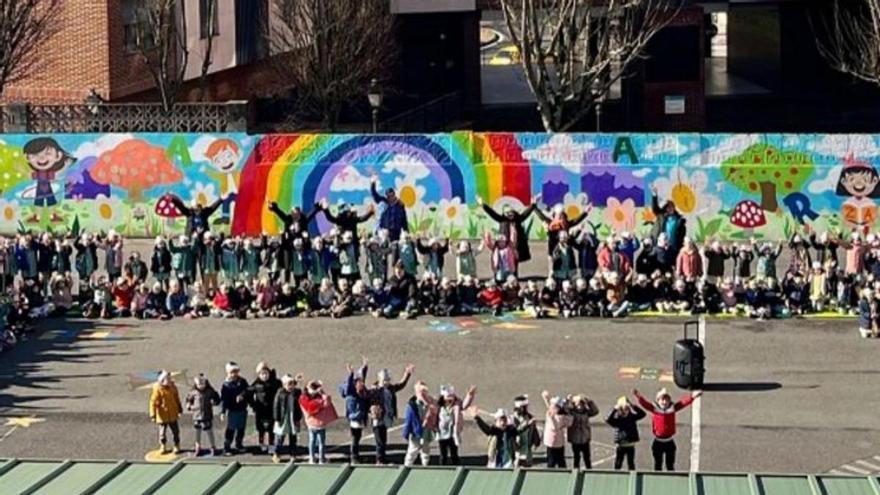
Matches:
[[0, 459, 879, 495]]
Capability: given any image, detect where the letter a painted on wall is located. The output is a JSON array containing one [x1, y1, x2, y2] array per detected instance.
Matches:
[[166, 135, 192, 167], [613, 137, 639, 164]]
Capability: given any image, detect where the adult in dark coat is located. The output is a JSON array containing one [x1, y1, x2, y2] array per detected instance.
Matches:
[[169, 196, 224, 237], [477, 196, 537, 264], [320, 199, 375, 258], [650, 187, 687, 255], [268, 202, 320, 236]]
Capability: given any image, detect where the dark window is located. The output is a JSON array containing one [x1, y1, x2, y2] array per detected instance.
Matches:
[[200, 0, 220, 39], [235, 0, 268, 63], [645, 26, 701, 82], [122, 0, 155, 53]]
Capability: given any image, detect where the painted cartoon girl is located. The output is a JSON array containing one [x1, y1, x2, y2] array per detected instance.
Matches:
[[22, 137, 75, 224], [836, 153, 880, 234], [204, 138, 241, 225]]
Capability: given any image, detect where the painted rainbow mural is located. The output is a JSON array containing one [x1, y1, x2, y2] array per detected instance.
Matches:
[[0, 131, 875, 242]]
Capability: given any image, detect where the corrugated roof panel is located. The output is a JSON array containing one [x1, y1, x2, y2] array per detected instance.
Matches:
[[274, 465, 347, 494], [153, 464, 229, 495], [521, 470, 575, 495], [33, 462, 117, 495], [0, 461, 63, 495], [638, 473, 691, 495], [336, 466, 402, 495], [757, 475, 813, 495], [214, 465, 284, 495], [458, 469, 513, 495], [817, 476, 877, 495], [396, 466, 459, 495], [93, 464, 174, 495], [582, 471, 630, 495], [696, 474, 753, 495]]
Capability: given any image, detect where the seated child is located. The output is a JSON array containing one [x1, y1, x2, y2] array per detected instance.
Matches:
[[718, 277, 738, 314], [478, 279, 504, 316], [540, 278, 559, 312], [458, 276, 479, 314], [604, 272, 630, 318], [502, 276, 522, 311], [111, 277, 134, 318], [233, 282, 253, 319], [131, 284, 149, 319], [559, 280, 580, 318], [211, 284, 235, 318], [434, 277, 459, 317], [145, 282, 171, 320], [331, 279, 354, 319], [166, 280, 189, 317], [315, 278, 336, 317], [273, 283, 298, 318], [521, 280, 546, 318], [84, 277, 112, 319], [189, 281, 210, 318]]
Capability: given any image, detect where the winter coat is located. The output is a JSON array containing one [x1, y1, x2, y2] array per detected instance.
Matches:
[[402, 395, 437, 442], [150, 247, 172, 276], [635, 391, 694, 440], [149, 382, 182, 424], [340, 366, 370, 426], [605, 406, 646, 445], [597, 247, 631, 275], [567, 400, 600, 445], [299, 392, 338, 429], [274, 387, 303, 435], [185, 385, 220, 422], [220, 377, 250, 413], [370, 374, 412, 428], [651, 195, 687, 250], [482, 203, 536, 263], [543, 412, 574, 448], [371, 183, 409, 241], [475, 416, 518, 468], [249, 372, 281, 419]]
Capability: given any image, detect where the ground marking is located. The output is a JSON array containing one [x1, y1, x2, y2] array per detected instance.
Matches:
[[839, 464, 871, 475], [689, 317, 705, 473], [854, 459, 880, 470], [0, 415, 44, 444]]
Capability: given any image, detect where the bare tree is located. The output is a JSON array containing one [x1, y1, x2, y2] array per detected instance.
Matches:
[[0, 0, 63, 97], [133, 0, 189, 113], [268, 0, 396, 131], [499, 0, 680, 131], [813, 1, 880, 86]]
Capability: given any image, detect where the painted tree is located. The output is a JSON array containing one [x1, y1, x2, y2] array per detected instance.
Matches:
[[267, 0, 396, 131], [720, 144, 815, 212], [812, 1, 880, 86], [0, 0, 63, 98], [90, 140, 183, 202], [499, 0, 680, 132]]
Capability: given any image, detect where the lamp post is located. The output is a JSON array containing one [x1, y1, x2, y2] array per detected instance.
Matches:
[[367, 79, 383, 134], [592, 88, 604, 132], [85, 88, 103, 115]]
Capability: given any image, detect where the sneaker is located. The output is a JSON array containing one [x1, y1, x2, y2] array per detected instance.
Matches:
[[210, 448, 220, 457], [159, 444, 169, 454], [261, 444, 269, 454], [268, 445, 276, 455], [272, 454, 282, 464], [172, 446, 181, 455], [192, 448, 203, 458], [223, 448, 234, 457]]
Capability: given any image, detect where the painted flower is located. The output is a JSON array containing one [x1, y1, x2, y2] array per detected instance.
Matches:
[[437, 197, 467, 227], [0, 199, 20, 229], [394, 177, 426, 209], [492, 196, 527, 213], [642, 207, 657, 224], [561, 192, 590, 220], [652, 168, 721, 221], [190, 182, 217, 207], [91, 194, 124, 230], [605, 197, 637, 233], [131, 205, 147, 221]]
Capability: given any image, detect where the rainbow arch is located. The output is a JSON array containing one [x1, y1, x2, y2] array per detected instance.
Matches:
[[454, 132, 531, 206]]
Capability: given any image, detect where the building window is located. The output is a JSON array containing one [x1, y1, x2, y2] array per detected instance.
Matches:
[[122, 0, 155, 53], [200, 0, 220, 39]]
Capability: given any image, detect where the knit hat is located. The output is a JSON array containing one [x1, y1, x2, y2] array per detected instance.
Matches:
[[616, 396, 629, 409], [377, 368, 391, 384], [157, 370, 170, 384], [194, 374, 207, 387], [549, 396, 563, 408], [307, 380, 322, 392], [225, 362, 240, 374], [513, 395, 529, 408], [656, 388, 671, 401], [572, 395, 585, 405], [494, 408, 509, 419], [440, 385, 455, 398], [281, 374, 295, 386], [255, 361, 269, 374]]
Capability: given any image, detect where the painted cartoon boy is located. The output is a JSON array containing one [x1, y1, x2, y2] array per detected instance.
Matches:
[[23, 137, 75, 224], [836, 154, 880, 234], [204, 138, 242, 225]]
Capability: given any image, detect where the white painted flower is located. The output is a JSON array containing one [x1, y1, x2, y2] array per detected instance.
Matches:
[[91, 194, 124, 230], [437, 197, 467, 227], [191, 182, 217, 207], [394, 177, 426, 209], [0, 199, 20, 229], [652, 168, 721, 221], [492, 196, 526, 213], [560, 192, 590, 220]]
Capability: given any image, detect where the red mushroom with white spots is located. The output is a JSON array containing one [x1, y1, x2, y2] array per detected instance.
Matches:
[[730, 199, 767, 235], [155, 194, 184, 235]]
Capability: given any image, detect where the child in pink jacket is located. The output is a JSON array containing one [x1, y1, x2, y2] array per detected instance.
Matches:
[[541, 390, 574, 469]]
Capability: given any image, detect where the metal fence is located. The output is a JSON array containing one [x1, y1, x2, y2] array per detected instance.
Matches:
[[379, 92, 463, 133], [0, 101, 248, 133]]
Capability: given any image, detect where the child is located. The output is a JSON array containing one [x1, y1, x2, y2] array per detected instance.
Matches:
[[150, 237, 172, 290], [501, 276, 522, 311], [567, 395, 600, 469], [166, 280, 189, 317], [338, 231, 360, 283], [415, 273, 438, 316], [99, 231, 124, 282], [692, 279, 722, 315], [273, 283, 298, 318], [858, 288, 879, 338], [364, 235, 392, 286], [574, 229, 600, 280], [702, 240, 729, 282], [331, 278, 354, 319], [211, 284, 234, 318], [74, 233, 99, 292], [458, 276, 479, 314], [309, 237, 333, 284], [783, 273, 809, 316], [474, 409, 518, 469], [169, 235, 197, 288], [299, 380, 338, 464], [220, 362, 250, 455], [131, 284, 149, 319], [633, 388, 701, 471], [185, 374, 221, 457], [149, 370, 182, 455], [49, 273, 74, 317], [272, 374, 303, 463], [250, 362, 281, 454], [551, 231, 577, 283], [110, 277, 134, 318], [241, 238, 263, 285], [732, 243, 754, 279], [605, 272, 630, 317], [787, 234, 812, 277], [605, 396, 646, 471], [200, 232, 221, 292], [220, 237, 241, 284], [753, 238, 783, 280], [315, 278, 336, 317], [485, 234, 517, 284], [395, 231, 419, 277], [53, 237, 73, 279], [288, 238, 310, 286], [233, 282, 253, 319], [145, 282, 171, 320], [627, 274, 654, 313], [521, 280, 545, 318], [540, 278, 559, 313], [125, 252, 149, 286], [660, 279, 691, 314], [253, 277, 277, 318], [339, 362, 370, 464], [541, 391, 573, 468], [189, 281, 210, 318], [454, 240, 481, 282], [368, 278, 389, 317], [15, 235, 38, 282], [559, 280, 580, 318], [719, 277, 738, 314], [84, 277, 112, 319], [434, 277, 459, 317], [264, 237, 286, 283], [416, 237, 449, 279], [478, 279, 503, 316]]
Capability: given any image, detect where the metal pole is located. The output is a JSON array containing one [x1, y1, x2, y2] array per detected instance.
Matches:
[[595, 101, 602, 132], [372, 108, 379, 134]]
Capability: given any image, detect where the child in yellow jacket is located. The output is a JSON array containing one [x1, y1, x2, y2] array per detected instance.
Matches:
[[149, 370, 183, 454]]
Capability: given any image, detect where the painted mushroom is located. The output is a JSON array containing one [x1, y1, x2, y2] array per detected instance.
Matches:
[[730, 199, 767, 236], [155, 194, 183, 235]]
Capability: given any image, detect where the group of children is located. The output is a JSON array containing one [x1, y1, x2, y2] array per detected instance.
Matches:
[[4, 224, 880, 340], [149, 358, 701, 471]]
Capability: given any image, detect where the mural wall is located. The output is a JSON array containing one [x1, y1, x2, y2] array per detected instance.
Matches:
[[0, 132, 875, 241]]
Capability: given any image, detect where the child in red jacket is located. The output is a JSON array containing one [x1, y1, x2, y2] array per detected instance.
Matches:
[[478, 280, 504, 316], [633, 387, 702, 471]]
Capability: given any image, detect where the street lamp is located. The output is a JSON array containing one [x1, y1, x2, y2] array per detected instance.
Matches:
[[367, 79, 383, 134], [84, 88, 104, 116]]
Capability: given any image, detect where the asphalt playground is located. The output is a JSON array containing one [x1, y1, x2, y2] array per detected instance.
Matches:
[[0, 241, 877, 475]]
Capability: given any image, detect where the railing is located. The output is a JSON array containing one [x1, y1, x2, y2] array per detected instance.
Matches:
[[378, 91, 463, 133], [1, 101, 248, 133]]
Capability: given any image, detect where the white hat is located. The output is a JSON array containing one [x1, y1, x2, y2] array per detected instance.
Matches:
[[194, 374, 207, 387], [225, 362, 240, 374], [440, 385, 456, 398], [378, 368, 391, 383], [154, 236, 165, 246], [514, 395, 529, 408], [656, 388, 671, 401], [281, 374, 295, 386], [157, 370, 170, 384], [255, 361, 269, 374], [494, 408, 509, 419], [549, 396, 563, 407]]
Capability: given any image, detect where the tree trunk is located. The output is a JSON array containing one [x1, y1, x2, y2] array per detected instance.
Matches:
[[759, 181, 778, 212], [128, 185, 144, 204]]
